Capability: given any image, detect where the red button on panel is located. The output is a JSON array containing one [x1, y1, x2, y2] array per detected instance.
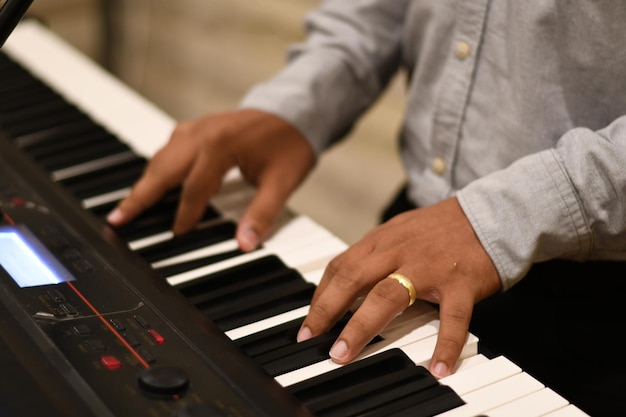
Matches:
[[100, 355, 122, 370], [147, 329, 165, 344]]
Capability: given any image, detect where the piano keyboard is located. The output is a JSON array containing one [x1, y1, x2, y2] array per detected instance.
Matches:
[[0, 19, 590, 417]]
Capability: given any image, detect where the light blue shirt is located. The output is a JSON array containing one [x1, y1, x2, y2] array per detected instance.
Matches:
[[240, 0, 626, 290]]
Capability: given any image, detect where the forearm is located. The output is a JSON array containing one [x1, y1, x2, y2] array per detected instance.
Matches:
[[239, 0, 408, 154], [457, 116, 626, 290]]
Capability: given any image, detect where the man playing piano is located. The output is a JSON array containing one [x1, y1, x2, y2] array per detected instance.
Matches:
[[107, 1, 626, 415]]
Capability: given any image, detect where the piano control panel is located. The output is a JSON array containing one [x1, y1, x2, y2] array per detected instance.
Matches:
[[0, 139, 311, 417]]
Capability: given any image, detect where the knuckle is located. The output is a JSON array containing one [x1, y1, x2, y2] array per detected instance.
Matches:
[[345, 315, 371, 338], [440, 306, 471, 326], [370, 279, 407, 308], [437, 332, 465, 352], [306, 303, 344, 334], [326, 257, 363, 287]]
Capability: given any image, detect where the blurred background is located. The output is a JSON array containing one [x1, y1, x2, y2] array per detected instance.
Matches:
[[23, 0, 406, 245]]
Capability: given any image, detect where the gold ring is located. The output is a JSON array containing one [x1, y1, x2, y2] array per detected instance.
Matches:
[[387, 273, 417, 307]]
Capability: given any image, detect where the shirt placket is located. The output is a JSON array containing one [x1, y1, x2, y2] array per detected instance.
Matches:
[[429, 0, 491, 196]]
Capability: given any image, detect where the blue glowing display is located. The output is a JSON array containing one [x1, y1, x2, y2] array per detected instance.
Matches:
[[0, 225, 74, 288]]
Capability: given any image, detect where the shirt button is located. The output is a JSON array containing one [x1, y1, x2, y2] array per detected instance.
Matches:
[[431, 157, 447, 175], [455, 41, 471, 60]]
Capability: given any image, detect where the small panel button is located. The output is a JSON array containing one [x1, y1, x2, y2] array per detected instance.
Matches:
[[123, 333, 141, 347], [47, 289, 65, 302], [133, 314, 150, 328], [72, 324, 92, 336], [60, 303, 79, 316], [137, 347, 156, 364], [109, 318, 126, 332], [100, 355, 122, 370], [84, 339, 107, 352], [148, 329, 165, 344]]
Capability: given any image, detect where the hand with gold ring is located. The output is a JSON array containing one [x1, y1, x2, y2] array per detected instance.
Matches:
[[297, 197, 501, 378]]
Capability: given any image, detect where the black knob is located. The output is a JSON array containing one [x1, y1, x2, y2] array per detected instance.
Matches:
[[137, 366, 190, 397], [174, 404, 228, 417]]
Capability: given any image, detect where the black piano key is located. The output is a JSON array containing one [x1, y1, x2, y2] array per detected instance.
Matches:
[[0, 96, 80, 126], [176, 255, 291, 301], [153, 248, 244, 278], [58, 156, 147, 199], [135, 221, 236, 264], [326, 368, 435, 416], [208, 281, 315, 331], [3, 106, 90, 137], [110, 200, 221, 243], [0, 86, 65, 111], [15, 119, 107, 149], [307, 368, 437, 417], [0, 70, 40, 95], [36, 140, 132, 172], [246, 317, 382, 378], [175, 256, 315, 330], [234, 316, 308, 358], [0, 82, 60, 113], [186, 267, 303, 310], [23, 128, 121, 159], [10, 113, 96, 143], [259, 331, 340, 377], [287, 349, 425, 413], [87, 199, 119, 218], [235, 315, 348, 357], [361, 385, 464, 417], [287, 349, 464, 417]]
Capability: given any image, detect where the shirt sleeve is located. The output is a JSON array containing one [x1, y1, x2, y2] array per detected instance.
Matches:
[[457, 115, 626, 290], [238, 0, 408, 155]]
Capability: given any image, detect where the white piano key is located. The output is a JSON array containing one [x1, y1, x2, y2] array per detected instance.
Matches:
[[166, 247, 270, 286], [301, 266, 325, 287], [482, 388, 570, 417], [225, 305, 309, 341], [166, 233, 344, 287], [449, 353, 490, 374], [441, 355, 521, 396], [142, 213, 333, 267], [82, 187, 131, 210], [128, 214, 231, 251], [434, 373, 544, 417], [543, 404, 591, 417], [51, 150, 137, 181], [280, 235, 346, 274], [151, 238, 240, 269], [128, 230, 175, 251], [276, 315, 445, 387], [225, 286, 436, 342], [401, 331, 479, 368]]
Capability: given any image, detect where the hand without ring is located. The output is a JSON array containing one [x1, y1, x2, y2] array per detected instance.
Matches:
[[387, 273, 417, 307]]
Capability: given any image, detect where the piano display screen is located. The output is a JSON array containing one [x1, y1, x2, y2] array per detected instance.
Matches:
[[0, 225, 74, 287]]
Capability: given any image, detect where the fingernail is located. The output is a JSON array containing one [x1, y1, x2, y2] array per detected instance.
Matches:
[[431, 361, 449, 379], [106, 208, 123, 224], [297, 326, 312, 343], [239, 227, 260, 252], [329, 339, 349, 362]]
